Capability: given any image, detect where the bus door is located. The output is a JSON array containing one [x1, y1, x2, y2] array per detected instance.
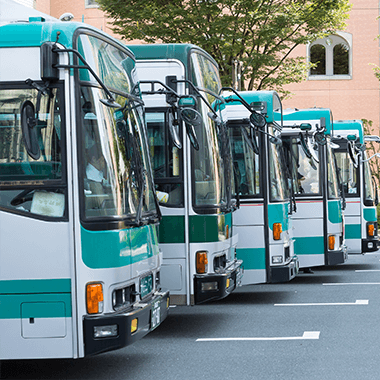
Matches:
[[0, 79, 74, 359], [282, 129, 325, 269], [137, 60, 190, 305], [324, 139, 346, 265], [334, 138, 361, 253], [228, 119, 266, 285], [361, 151, 379, 252]]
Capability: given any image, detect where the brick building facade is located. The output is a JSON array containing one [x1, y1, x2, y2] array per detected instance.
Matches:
[[31, 0, 380, 130]]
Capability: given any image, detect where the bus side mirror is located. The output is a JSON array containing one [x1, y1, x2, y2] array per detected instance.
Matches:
[[20, 100, 41, 160], [249, 112, 266, 128], [41, 42, 59, 82], [180, 108, 201, 150]]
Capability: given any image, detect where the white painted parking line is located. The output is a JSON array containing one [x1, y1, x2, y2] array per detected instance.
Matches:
[[274, 300, 368, 306], [196, 331, 320, 342], [355, 270, 380, 272], [323, 282, 380, 286]]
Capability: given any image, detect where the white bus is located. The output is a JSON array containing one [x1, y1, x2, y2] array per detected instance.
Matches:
[[333, 120, 379, 253], [0, 11, 169, 367], [129, 44, 243, 305], [222, 90, 298, 285], [281, 108, 347, 269]]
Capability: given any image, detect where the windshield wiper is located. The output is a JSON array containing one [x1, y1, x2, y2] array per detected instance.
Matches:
[[134, 169, 146, 226], [10, 189, 35, 206]]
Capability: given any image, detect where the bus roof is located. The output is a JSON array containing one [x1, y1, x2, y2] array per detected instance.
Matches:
[[283, 107, 333, 135], [222, 90, 281, 123], [128, 43, 219, 69], [0, 0, 56, 25], [0, 9, 129, 54], [333, 120, 364, 142]]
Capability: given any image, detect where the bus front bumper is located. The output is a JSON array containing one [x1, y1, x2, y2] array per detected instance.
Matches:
[[194, 259, 243, 304], [362, 237, 380, 253], [270, 256, 299, 283], [326, 244, 348, 265], [83, 290, 169, 356]]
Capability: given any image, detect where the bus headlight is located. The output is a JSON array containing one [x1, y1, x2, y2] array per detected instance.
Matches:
[[93, 324, 118, 338], [272, 256, 283, 264]]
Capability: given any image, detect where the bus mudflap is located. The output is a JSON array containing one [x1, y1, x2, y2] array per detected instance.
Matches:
[[83, 290, 169, 356], [193, 259, 243, 304]]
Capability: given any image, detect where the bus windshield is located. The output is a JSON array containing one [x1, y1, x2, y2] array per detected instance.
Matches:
[[268, 124, 289, 202], [146, 110, 184, 207], [284, 135, 320, 196], [327, 143, 340, 199], [0, 85, 65, 218], [229, 123, 260, 197], [190, 52, 227, 210], [334, 151, 359, 196], [76, 33, 158, 223], [79, 86, 158, 222]]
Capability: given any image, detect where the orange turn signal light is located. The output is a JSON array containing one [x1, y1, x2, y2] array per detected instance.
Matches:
[[273, 223, 282, 240], [328, 235, 335, 251], [196, 251, 208, 274], [86, 283, 104, 314], [368, 224, 375, 237]]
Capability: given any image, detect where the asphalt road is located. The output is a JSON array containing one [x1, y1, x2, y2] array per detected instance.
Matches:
[[3, 252, 380, 380]]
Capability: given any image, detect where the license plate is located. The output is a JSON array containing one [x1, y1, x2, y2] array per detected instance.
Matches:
[[140, 274, 153, 299], [151, 298, 161, 330]]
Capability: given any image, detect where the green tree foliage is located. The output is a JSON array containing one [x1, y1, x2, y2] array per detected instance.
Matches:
[[97, 0, 350, 94]]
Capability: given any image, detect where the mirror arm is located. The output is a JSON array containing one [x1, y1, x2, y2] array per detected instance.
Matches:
[[139, 80, 180, 101], [362, 153, 380, 162], [53, 47, 120, 107], [220, 86, 253, 111], [254, 124, 281, 144]]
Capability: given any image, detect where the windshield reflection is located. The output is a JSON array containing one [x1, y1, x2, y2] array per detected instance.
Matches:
[[80, 86, 157, 222]]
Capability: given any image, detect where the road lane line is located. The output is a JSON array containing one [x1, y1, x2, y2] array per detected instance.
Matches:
[[355, 270, 380, 272], [274, 300, 368, 306], [196, 331, 320, 342], [323, 282, 380, 286]]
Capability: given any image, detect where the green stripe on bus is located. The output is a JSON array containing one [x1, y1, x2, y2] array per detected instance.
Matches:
[[0, 294, 72, 319], [0, 279, 71, 294], [268, 203, 289, 231], [294, 236, 324, 255], [189, 213, 231, 243], [363, 207, 377, 222], [345, 224, 361, 239], [328, 200, 343, 224], [236, 248, 266, 270], [81, 224, 159, 269], [159, 215, 185, 243]]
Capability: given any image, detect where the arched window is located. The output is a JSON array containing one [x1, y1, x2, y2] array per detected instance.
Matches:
[[333, 43, 349, 75], [310, 44, 326, 75], [309, 33, 352, 79]]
